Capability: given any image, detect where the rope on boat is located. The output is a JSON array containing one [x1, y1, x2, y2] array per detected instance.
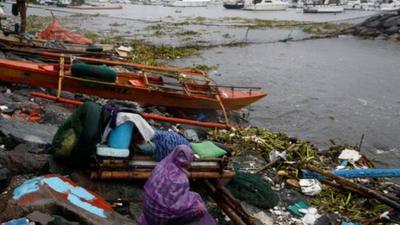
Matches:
[[215, 94, 230, 126], [57, 54, 65, 99]]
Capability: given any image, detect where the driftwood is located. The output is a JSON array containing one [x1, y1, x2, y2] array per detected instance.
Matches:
[[320, 179, 367, 196], [204, 180, 254, 225], [362, 209, 393, 225], [305, 164, 400, 210], [256, 158, 280, 174], [90, 170, 235, 180], [256, 143, 296, 174]]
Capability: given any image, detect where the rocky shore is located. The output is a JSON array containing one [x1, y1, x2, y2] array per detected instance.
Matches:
[[345, 10, 400, 41]]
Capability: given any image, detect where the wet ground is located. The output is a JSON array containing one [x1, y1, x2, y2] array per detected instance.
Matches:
[[2, 3, 400, 167]]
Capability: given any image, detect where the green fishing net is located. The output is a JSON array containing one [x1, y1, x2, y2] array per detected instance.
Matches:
[[226, 171, 279, 209]]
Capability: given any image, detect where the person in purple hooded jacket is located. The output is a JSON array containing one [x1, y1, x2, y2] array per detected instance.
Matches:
[[138, 144, 216, 225]]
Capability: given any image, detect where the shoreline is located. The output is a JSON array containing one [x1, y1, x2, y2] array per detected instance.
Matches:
[[0, 6, 399, 224]]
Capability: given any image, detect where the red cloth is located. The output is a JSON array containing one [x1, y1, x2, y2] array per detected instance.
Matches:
[[37, 19, 92, 45]]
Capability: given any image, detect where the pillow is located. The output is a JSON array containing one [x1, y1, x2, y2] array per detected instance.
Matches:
[[190, 141, 227, 158]]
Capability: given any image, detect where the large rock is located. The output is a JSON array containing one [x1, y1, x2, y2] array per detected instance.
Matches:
[[0, 148, 50, 175], [382, 15, 400, 28], [365, 19, 382, 28], [0, 118, 57, 145], [356, 27, 380, 37], [389, 33, 400, 41], [0, 163, 10, 190], [354, 13, 400, 38], [0, 175, 136, 225], [361, 14, 382, 26], [360, 14, 393, 28], [385, 25, 400, 35]]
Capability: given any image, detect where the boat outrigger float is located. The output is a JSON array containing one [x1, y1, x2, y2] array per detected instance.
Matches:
[[0, 46, 267, 111]]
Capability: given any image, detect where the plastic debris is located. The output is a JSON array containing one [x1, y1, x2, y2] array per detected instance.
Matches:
[[0, 105, 8, 111], [116, 46, 133, 58], [183, 129, 200, 142], [340, 221, 361, 225], [299, 179, 322, 196], [269, 149, 287, 161], [301, 207, 321, 225], [338, 149, 362, 162], [288, 201, 309, 217], [196, 113, 207, 121], [252, 211, 273, 225], [379, 211, 390, 220], [336, 160, 348, 170], [1, 218, 31, 225]]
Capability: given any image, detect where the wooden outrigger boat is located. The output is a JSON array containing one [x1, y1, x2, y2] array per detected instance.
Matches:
[[0, 48, 267, 111], [0, 34, 113, 58]]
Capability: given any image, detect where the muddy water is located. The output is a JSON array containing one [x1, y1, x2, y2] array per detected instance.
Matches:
[[172, 37, 400, 167], [24, 4, 376, 23]]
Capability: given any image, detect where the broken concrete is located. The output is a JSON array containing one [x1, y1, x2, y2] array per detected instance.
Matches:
[[1, 175, 136, 225]]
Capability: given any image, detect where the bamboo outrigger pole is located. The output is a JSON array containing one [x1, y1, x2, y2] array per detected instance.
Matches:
[[56, 54, 65, 99], [30, 92, 233, 129], [305, 164, 400, 211]]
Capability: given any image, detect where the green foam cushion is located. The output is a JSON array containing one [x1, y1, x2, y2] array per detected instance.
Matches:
[[71, 61, 117, 82], [190, 141, 227, 158]]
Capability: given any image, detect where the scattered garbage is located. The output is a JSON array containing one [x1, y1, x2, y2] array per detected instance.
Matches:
[[0, 105, 8, 111], [269, 149, 287, 161], [301, 207, 321, 225], [338, 149, 362, 163], [288, 201, 309, 217], [183, 128, 200, 142], [299, 179, 322, 196], [340, 221, 361, 225], [1, 218, 31, 225], [116, 46, 133, 58]]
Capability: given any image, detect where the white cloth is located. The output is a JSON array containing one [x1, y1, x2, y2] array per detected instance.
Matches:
[[102, 112, 155, 143]]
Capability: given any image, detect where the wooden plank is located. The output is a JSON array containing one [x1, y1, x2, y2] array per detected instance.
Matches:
[[90, 170, 235, 180]]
